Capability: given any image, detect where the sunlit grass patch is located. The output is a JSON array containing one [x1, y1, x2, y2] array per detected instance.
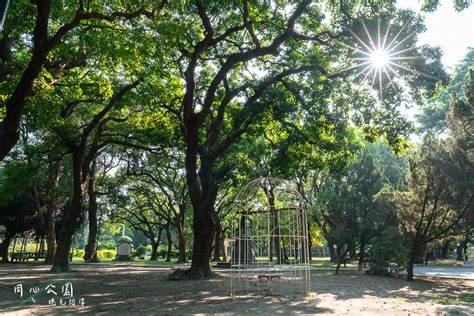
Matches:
[[430, 291, 474, 305]]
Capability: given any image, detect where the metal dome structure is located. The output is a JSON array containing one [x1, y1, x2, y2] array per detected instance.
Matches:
[[229, 177, 311, 296]]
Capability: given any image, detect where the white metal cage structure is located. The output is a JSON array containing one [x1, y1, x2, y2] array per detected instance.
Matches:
[[229, 177, 311, 296]]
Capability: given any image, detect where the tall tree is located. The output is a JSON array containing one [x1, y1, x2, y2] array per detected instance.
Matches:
[[417, 48, 473, 132], [377, 133, 473, 281], [162, 0, 442, 279], [124, 151, 189, 263], [0, 0, 165, 160]]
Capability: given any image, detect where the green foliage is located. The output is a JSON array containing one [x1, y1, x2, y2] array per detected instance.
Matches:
[[73, 249, 84, 258], [311, 142, 406, 260], [117, 236, 133, 244], [421, 0, 472, 12], [157, 246, 179, 258], [97, 250, 117, 259], [309, 223, 326, 248], [367, 228, 408, 275], [157, 247, 167, 258], [430, 291, 474, 305], [73, 249, 116, 259], [98, 241, 116, 250], [417, 48, 473, 132], [0, 0, 466, 276], [133, 245, 147, 258]]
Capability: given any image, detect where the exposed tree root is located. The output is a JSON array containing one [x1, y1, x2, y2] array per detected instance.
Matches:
[[168, 268, 218, 280], [49, 265, 73, 274]]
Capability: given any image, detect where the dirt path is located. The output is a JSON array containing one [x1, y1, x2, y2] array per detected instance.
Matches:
[[0, 264, 472, 315]]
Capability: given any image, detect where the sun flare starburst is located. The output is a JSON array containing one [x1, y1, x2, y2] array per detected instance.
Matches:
[[339, 17, 428, 100], [369, 49, 390, 70]]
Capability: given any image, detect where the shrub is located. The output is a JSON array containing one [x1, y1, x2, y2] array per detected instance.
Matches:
[[134, 245, 147, 258], [367, 228, 408, 275], [117, 236, 133, 244], [97, 250, 116, 259], [74, 249, 84, 258], [155, 247, 180, 258], [99, 240, 116, 250], [157, 247, 167, 258]]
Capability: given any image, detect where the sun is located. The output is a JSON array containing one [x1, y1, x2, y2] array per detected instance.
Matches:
[[336, 17, 427, 99], [370, 48, 390, 70]]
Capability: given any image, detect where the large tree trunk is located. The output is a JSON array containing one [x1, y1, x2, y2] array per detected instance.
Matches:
[[463, 231, 471, 262], [308, 235, 313, 262], [45, 161, 61, 264], [407, 243, 421, 281], [170, 126, 216, 279], [357, 242, 366, 272], [456, 242, 464, 261], [170, 185, 216, 278], [294, 239, 299, 260], [50, 151, 86, 273], [185, 159, 217, 278], [150, 241, 159, 261], [212, 223, 222, 262], [407, 255, 415, 281], [51, 232, 74, 273], [265, 185, 281, 264], [176, 208, 187, 263], [149, 228, 162, 261], [44, 213, 56, 264], [0, 234, 12, 263], [165, 224, 172, 262], [186, 217, 214, 277], [273, 213, 281, 264], [220, 230, 228, 262], [84, 161, 98, 262], [441, 240, 450, 259], [231, 215, 256, 264], [0, 3, 52, 161]]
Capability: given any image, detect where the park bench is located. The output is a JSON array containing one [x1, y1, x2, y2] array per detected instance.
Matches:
[[257, 274, 281, 295], [12, 252, 46, 262]]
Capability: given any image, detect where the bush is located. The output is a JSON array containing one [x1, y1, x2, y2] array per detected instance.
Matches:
[[117, 236, 133, 244], [97, 250, 116, 259], [367, 228, 408, 276], [157, 247, 167, 258], [99, 240, 116, 250], [74, 249, 84, 258], [155, 246, 180, 258], [134, 245, 147, 258], [72, 249, 116, 259]]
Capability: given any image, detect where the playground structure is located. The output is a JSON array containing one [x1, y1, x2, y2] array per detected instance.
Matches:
[[229, 177, 311, 296]]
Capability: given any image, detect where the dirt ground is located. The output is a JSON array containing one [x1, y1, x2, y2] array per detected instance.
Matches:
[[0, 263, 472, 315]]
